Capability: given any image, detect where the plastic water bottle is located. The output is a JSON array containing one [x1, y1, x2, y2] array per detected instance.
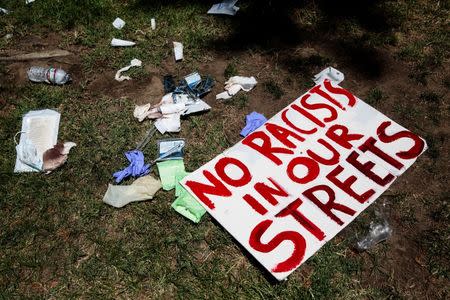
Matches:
[[27, 67, 71, 85]]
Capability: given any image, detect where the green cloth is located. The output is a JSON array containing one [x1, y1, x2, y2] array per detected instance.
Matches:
[[171, 172, 206, 223], [157, 160, 186, 191]]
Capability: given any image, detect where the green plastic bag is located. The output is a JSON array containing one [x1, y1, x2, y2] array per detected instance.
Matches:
[[156, 160, 186, 191], [171, 172, 206, 223]]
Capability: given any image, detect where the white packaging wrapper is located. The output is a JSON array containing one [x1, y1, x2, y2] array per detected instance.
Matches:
[[173, 42, 183, 61], [111, 38, 136, 47], [112, 17, 126, 29]]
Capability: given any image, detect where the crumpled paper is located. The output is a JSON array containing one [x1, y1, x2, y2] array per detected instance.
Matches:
[[103, 175, 162, 208], [216, 76, 257, 100], [115, 58, 142, 82]]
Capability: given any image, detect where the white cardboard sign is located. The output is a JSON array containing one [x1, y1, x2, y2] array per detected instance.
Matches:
[[181, 80, 427, 280]]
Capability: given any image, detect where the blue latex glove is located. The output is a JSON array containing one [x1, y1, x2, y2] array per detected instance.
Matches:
[[240, 111, 267, 137], [113, 150, 151, 183]]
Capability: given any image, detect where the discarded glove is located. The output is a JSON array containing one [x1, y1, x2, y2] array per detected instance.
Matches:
[[240, 111, 267, 137], [103, 175, 162, 208], [216, 76, 257, 100], [113, 150, 150, 183]]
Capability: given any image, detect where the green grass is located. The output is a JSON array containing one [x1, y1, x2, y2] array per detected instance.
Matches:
[[365, 88, 384, 106], [264, 80, 284, 100]]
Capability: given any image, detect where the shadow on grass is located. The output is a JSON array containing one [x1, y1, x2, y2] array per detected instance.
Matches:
[[135, 0, 403, 79]]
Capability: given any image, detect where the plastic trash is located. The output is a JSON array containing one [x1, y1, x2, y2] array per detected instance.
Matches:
[[157, 139, 185, 161], [173, 42, 183, 61], [151, 18, 156, 30], [208, 0, 239, 16], [15, 135, 43, 171], [313, 67, 344, 85], [157, 159, 186, 191], [42, 142, 76, 173], [356, 220, 392, 252], [216, 76, 257, 100], [14, 109, 60, 173], [113, 150, 151, 183], [115, 58, 142, 82], [27, 67, 71, 85], [172, 172, 206, 223], [103, 175, 162, 208], [0, 7, 9, 14], [164, 75, 176, 93], [240, 112, 267, 137], [112, 17, 125, 29], [26, 0, 35, 4], [111, 38, 136, 47]]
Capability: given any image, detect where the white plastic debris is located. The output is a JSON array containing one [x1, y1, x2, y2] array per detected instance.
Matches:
[[112, 17, 126, 29], [27, 66, 71, 85], [356, 220, 392, 252], [26, 0, 35, 4], [173, 42, 183, 61], [103, 175, 162, 208], [216, 76, 257, 100], [115, 58, 142, 82], [182, 99, 211, 116], [151, 18, 156, 30], [313, 67, 344, 85], [154, 111, 184, 134], [111, 38, 136, 47], [15, 136, 43, 172], [208, 0, 239, 16], [14, 110, 60, 173], [0, 7, 10, 14]]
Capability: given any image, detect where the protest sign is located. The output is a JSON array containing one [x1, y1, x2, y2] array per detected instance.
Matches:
[[181, 79, 427, 280]]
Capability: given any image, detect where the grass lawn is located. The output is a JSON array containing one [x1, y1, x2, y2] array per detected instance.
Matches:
[[0, 0, 448, 298]]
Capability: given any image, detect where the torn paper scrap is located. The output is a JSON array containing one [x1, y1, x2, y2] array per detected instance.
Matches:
[[151, 18, 156, 30], [240, 112, 267, 137], [313, 67, 344, 85], [216, 76, 257, 100], [112, 17, 125, 29], [173, 42, 183, 61], [14, 109, 60, 173], [103, 175, 162, 208], [42, 142, 76, 173], [111, 38, 136, 47], [115, 58, 142, 82], [208, 0, 239, 16]]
